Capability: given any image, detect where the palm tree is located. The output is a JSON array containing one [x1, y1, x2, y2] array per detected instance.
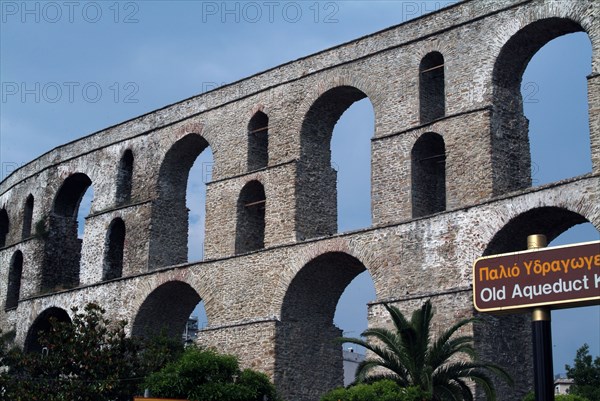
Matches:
[[340, 300, 512, 401]]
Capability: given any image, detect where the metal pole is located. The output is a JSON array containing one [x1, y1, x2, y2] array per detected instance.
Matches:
[[528, 234, 554, 401]]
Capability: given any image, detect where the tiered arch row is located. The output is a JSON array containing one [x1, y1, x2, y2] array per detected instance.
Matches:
[[0, 1, 598, 400]]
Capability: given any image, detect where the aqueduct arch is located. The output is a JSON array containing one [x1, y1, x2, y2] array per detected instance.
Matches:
[[0, 1, 598, 400], [132, 281, 202, 340], [24, 307, 71, 353], [276, 251, 371, 400]]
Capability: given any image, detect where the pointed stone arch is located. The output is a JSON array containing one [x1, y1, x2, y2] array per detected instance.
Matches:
[[490, 17, 593, 194], [149, 133, 211, 269], [24, 307, 71, 353], [275, 251, 372, 401], [297, 85, 375, 239], [131, 280, 202, 340], [42, 173, 92, 291]]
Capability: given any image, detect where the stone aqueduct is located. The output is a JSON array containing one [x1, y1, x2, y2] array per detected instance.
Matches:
[[1, 0, 599, 399]]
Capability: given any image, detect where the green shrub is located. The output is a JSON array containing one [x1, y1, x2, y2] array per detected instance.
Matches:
[[523, 392, 590, 401], [144, 346, 281, 401], [320, 380, 430, 401]]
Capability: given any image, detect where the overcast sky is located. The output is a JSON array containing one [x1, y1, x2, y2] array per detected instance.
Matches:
[[1, 0, 598, 377]]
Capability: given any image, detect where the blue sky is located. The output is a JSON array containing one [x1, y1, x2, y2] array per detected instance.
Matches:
[[1, 0, 598, 377]]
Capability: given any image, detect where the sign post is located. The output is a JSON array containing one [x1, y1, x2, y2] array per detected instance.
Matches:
[[473, 238, 600, 401], [528, 235, 553, 401]]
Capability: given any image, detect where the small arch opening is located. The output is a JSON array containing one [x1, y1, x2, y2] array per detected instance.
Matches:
[[103, 218, 126, 281], [24, 307, 71, 353], [248, 111, 269, 171], [411, 132, 446, 218], [5, 250, 23, 309], [419, 51, 445, 123], [0, 208, 8, 248], [235, 180, 266, 254], [22, 195, 34, 239], [115, 149, 134, 206]]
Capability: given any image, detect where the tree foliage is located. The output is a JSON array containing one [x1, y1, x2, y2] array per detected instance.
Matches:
[[523, 392, 590, 401], [1, 303, 182, 401], [320, 380, 430, 401], [339, 300, 512, 401], [566, 343, 600, 401], [144, 346, 281, 401]]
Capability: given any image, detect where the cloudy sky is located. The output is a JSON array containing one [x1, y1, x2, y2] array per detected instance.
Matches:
[[1, 0, 598, 376]]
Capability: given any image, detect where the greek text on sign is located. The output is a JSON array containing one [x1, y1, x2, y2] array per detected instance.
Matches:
[[473, 241, 600, 313]]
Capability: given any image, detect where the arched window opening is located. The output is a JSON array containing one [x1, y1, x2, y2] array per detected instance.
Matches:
[[235, 180, 266, 254], [523, 33, 592, 186], [419, 52, 445, 124], [5, 250, 23, 309], [299, 86, 373, 239], [24, 307, 71, 353], [132, 281, 203, 342], [42, 173, 93, 291], [149, 134, 212, 269], [115, 149, 134, 206], [276, 252, 375, 400], [187, 147, 213, 263], [331, 98, 374, 232], [491, 18, 588, 193], [22, 195, 34, 239], [411, 132, 446, 218], [248, 111, 269, 171], [103, 218, 126, 281], [0, 208, 8, 248]]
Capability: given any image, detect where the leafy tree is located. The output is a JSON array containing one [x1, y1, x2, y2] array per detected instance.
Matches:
[[1, 303, 182, 401], [340, 300, 512, 401], [320, 380, 430, 401], [144, 346, 281, 401], [566, 344, 600, 401], [4, 303, 143, 400]]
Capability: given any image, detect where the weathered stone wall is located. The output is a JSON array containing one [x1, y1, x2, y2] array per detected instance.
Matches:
[[0, 0, 598, 400]]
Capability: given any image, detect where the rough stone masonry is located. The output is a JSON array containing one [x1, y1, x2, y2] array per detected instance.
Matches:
[[0, 0, 598, 400]]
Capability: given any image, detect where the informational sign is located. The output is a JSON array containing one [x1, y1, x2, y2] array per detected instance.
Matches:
[[473, 240, 600, 313]]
